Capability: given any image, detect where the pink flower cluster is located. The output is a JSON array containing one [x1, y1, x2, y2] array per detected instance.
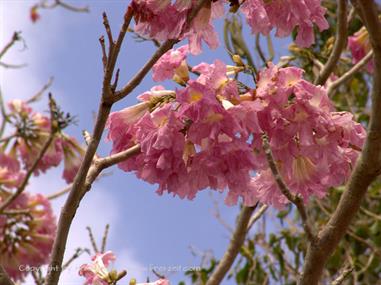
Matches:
[[79, 251, 116, 285], [132, 0, 328, 52], [241, 0, 329, 47], [348, 26, 373, 73], [108, 52, 365, 208], [132, 0, 223, 54], [79, 251, 170, 285], [0, 192, 56, 281], [2, 99, 85, 184]]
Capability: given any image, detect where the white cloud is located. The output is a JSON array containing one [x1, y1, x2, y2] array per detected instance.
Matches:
[[1, 2, 145, 284]]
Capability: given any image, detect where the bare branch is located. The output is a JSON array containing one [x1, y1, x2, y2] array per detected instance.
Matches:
[[315, 0, 348, 85], [114, 0, 210, 102], [331, 266, 353, 285], [101, 224, 110, 253], [206, 206, 256, 285], [299, 1, 381, 284], [86, 226, 100, 253], [55, 0, 89, 13], [247, 204, 268, 231], [62, 248, 90, 270], [27, 76, 54, 103], [39, 0, 89, 13], [45, 3, 209, 284], [0, 61, 27, 69], [255, 34, 267, 65], [211, 195, 234, 233], [0, 32, 21, 59], [45, 7, 135, 283], [328, 50, 373, 96], [47, 185, 71, 200]]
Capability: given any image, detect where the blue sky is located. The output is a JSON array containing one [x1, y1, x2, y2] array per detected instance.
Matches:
[[0, 1, 290, 284]]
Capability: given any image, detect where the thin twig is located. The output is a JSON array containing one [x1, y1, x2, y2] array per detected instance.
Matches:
[[55, 0, 89, 13], [331, 266, 353, 285], [0, 62, 27, 69], [86, 226, 100, 253], [27, 76, 54, 103], [255, 34, 267, 65], [328, 50, 373, 96], [101, 224, 110, 253], [261, 134, 316, 243], [47, 185, 71, 200], [247, 204, 268, 231], [210, 194, 234, 233], [39, 0, 89, 13], [315, 0, 348, 85], [0, 32, 21, 59], [62, 248, 90, 270]]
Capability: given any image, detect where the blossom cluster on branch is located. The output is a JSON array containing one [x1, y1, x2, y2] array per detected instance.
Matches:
[[107, 47, 365, 208], [0, 98, 84, 281], [0, 192, 56, 281], [131, 0, 328, 54], [1, 0, 378, 284]]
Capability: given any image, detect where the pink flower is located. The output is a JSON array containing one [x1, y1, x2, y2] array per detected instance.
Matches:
[[9, 101, 65, 175], [152, 45, 189, 82], [247, 63, 366, 206], [0, 152, 25, 188], [79, 251, 116, 285], [0, 192, 56, 281], [108, 61, 365, 207], [18, 133, 64, 175], [132, 1, 223, 54], [348, 26, 373, 72], [240, 0, 271, 35], [241, 0, 328, 47], [8, 99, 32, 116], [250, 171, 288, 209]]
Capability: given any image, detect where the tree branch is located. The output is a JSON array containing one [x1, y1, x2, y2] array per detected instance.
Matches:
[[331, 266, 353, 285], [44, 7, 134, 285], [247, 204, 268, 231], [113, 0, 210, 102], [299, 1, 381, 284], [327, 50, 373, 96], [0, 32, 21, 60], [314, 0, 348, 86], [45, 2, 209, 284]]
